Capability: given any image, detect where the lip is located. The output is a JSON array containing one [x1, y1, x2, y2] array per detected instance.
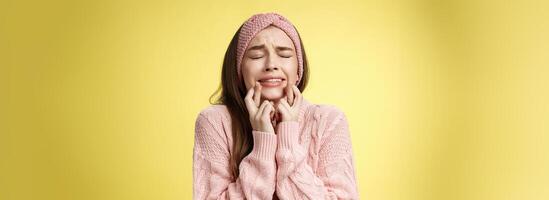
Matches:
[[257, 75, 286, 87]]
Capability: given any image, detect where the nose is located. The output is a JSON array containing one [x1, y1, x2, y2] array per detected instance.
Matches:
[[265, 65, 279, 72], [265, 51, 280, 72]]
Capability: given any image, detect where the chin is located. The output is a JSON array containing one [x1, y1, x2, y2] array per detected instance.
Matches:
[[261, 91, 283, 100]]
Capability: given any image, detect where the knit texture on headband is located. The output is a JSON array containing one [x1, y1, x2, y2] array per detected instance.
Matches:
[[236, 12, 304, 85]]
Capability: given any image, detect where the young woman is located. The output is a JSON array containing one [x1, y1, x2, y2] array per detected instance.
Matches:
[[193, 12, 359, 199]]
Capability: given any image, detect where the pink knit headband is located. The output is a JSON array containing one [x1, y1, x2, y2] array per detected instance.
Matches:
[[236, 12, 304, 85]]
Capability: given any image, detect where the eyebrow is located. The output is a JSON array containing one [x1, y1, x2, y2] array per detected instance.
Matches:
[[247, 44, 294, 51]]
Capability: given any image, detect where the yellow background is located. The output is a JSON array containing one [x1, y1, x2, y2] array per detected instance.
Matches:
[[2, 0, 548, 199]]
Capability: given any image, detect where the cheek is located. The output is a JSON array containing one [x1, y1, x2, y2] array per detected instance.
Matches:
[[242, 63, 263, 89], [282, 63, 299, 84]]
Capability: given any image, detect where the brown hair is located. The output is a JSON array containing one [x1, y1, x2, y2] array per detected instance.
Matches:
[[209, 24, 309, 179]]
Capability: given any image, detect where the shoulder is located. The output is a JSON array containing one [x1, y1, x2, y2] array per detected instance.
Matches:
[[304, 102, 348, 130], [307, 103, 347, 122], [193, 104, 232, 163], [197, 104, 230, 119], [194, 104, 231, 132], [196, 104, 230, 121]]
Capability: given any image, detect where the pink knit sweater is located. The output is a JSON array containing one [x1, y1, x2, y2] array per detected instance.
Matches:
[[193, 99, 359, 199]]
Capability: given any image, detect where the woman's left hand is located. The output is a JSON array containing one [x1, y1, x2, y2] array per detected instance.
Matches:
[[276, 84, 303, 122]]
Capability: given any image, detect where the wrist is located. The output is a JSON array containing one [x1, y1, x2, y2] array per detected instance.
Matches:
[[250, 131, 278, 159], [276, 121, 299, 149], [280, 116, 298, 122]]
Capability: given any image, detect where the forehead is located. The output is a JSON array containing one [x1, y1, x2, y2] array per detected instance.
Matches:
[[247, 26, 294, 47]]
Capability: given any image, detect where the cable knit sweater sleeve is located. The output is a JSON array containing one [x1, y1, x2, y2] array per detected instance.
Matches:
[[193, 107, 278, 200], [275, 106, 360, 200]]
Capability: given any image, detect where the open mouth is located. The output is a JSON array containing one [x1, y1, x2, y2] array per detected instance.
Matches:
[[258, 78, 285, 87]]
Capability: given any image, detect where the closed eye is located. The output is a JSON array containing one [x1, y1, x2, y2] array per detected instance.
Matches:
[[250, 55, 264, 59], [278, 50, 293, 58]]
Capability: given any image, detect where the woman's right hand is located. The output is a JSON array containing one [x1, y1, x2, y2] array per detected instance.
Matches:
[[244, 81, 275, 133]]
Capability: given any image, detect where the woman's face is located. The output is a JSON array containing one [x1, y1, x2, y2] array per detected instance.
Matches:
[[241, 26, 299, 101]]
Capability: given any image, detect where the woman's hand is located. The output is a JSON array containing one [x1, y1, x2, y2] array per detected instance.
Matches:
[[244, 82, 276, 133], [276, 84, 303, 122]]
